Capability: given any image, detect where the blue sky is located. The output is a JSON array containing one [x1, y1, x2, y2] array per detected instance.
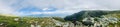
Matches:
[[0, 0, 120, 17]]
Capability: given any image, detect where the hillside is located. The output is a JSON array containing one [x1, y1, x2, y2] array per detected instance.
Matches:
[[64, 10, 120, 21], [0, 10, 120, 27], [0, 15, 67, 27], [64, 10, 120, 27]]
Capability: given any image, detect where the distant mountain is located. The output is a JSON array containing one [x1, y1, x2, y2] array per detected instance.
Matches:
[[64, 10, 120, 21], [26, 14, 67, 17]]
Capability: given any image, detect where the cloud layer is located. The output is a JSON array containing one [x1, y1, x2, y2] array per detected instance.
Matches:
[[0, 0, 120, 17]]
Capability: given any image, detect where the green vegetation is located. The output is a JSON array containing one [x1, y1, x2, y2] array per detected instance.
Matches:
[[64, 10, 108, 21], [52, 17, 65, 22], [64, 10, 120, 27], [0, 10, 120, 27], [0, 15, 65, 27]]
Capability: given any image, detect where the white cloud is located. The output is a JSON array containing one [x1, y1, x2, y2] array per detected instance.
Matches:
[[42, 8, 52, 11], [0, 0, 120, 16], [0, 0, 29, 15], [0, 1, 15, 14], [31, 12, 42, 14], [26, 0, 120, 11], [92, 0, 120, 9]]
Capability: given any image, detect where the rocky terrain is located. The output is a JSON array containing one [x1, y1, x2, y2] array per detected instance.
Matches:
[[0, 10, 120, 27]]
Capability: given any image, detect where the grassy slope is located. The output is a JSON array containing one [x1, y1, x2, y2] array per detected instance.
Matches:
[[0, 15, 65, 27]]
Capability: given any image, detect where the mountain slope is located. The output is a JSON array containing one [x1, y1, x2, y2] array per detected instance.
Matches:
[[64, 10, 120, 21]]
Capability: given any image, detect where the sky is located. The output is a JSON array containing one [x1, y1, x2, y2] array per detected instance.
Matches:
[[0, 0, 120, 17]]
